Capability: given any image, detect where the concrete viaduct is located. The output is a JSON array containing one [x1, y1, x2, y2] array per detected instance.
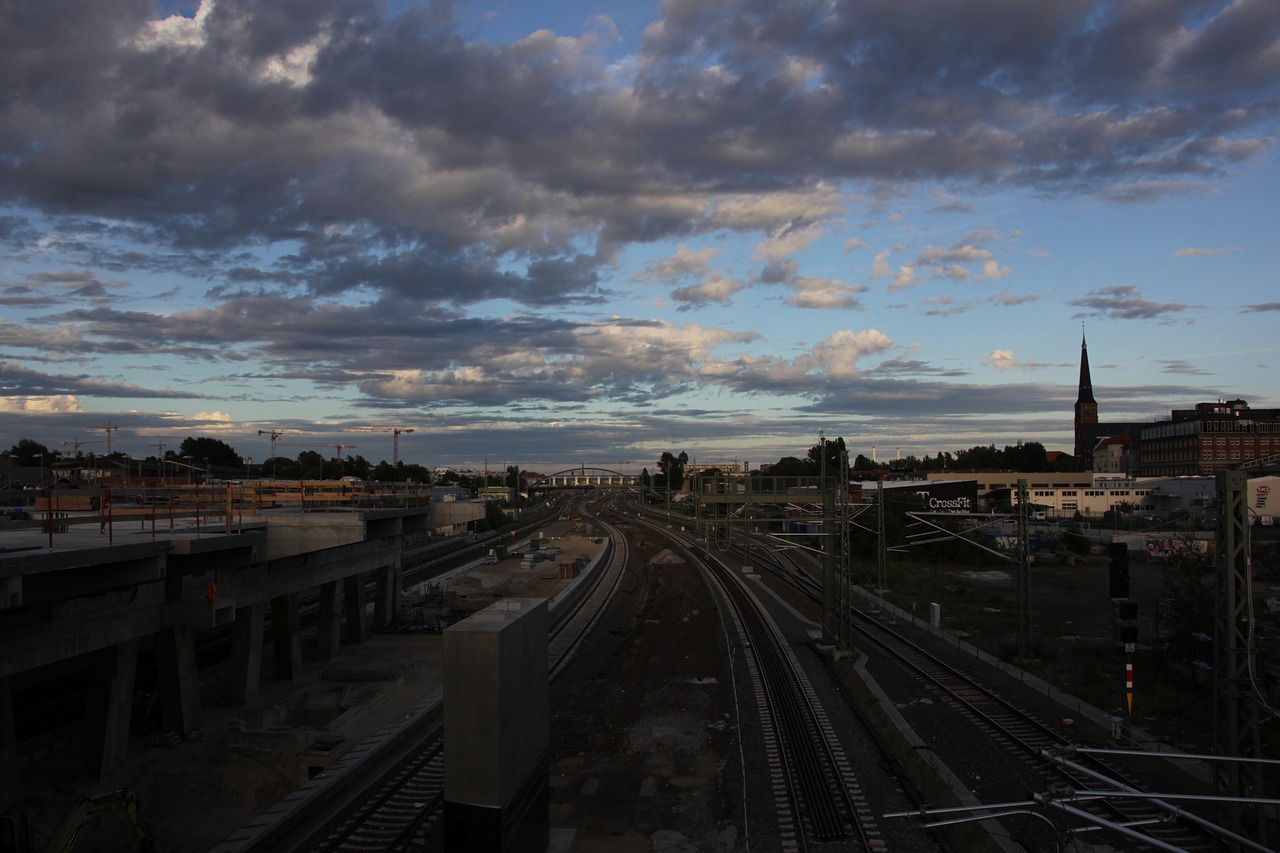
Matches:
[[0, 500, 486, 807]]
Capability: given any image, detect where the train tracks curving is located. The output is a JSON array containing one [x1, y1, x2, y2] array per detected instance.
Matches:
[[283, 504, 630, 852], [618, 508, 886, 852]]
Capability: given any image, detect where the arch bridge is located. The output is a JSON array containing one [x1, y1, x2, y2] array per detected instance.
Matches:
[[527, 466, 640, 493]]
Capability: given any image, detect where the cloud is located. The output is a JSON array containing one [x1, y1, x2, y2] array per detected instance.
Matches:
[[1243, 302, 1280, 312], [0, 395, 83, 414], [920, 296, 973, 316], [869, 249, 893, 280], [0, 0, 1277, 459], [1157, 358, 1214, 376], [1174, 246, 1242, 256], [987, 349, 1017, 370], [784, 277, 868, 310], [0, 360, 196, 400], [671, 276, 749, 309], [809, 329, 896, 379], [1067, 286, 1196, 321], [995, 293, 1040, 306], [887, 265, 919, 292], [636, 246, 722, 283], [984, 349, 1050, 370]]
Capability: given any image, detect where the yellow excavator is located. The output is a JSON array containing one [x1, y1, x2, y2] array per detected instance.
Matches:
[[2, 789, 155, 853]]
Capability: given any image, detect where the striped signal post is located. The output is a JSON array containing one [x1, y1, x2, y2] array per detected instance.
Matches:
[[1125, 660, 1133, 716]]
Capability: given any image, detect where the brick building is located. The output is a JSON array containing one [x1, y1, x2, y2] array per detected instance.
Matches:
[[1134, 399, 1280, 476]]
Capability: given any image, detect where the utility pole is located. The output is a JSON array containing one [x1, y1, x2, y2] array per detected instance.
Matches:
[[151, 443, 166, 482], [876, 476, 887, 593], [821, 432, 836, 645], [1017, 479, 1033, 659]]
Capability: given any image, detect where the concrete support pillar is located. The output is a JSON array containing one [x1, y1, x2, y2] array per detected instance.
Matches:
[[155, 628, 200, 736], [374, 561, 401, 629], [0, 676, 18, 808], [344, 573, 369, 645], [443, 599, 549, 852], [316, 580, 342, 661], [271, 593, 302, 681], [229, 603, 265, 704], [80, 639, 139, 781]]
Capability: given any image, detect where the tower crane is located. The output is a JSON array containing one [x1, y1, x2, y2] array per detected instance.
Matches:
[[89, 421, 120, 455], [257, 429, 305, 460], [354, 426, 415, 466], [61, 438, 108, 456]]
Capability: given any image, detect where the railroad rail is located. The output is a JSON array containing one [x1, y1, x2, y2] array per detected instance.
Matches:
[[617, 507, 883, 852], [703, 509, 1239, 852], [288, 503, 630, 852]]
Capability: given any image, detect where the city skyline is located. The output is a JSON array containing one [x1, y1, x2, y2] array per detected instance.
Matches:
[[2, 1, 1278, 472]]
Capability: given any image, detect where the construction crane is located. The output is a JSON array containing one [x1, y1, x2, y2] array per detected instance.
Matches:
[[88, 421, 120, 455], [61, 438, 108, 456], [354, 426, 415, 466], [257, 429, 305, 460]]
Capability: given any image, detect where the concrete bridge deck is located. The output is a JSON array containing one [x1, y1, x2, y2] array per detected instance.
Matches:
[[0, 500, 487, 823]]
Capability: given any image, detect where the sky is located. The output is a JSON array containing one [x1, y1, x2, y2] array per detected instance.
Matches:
[[1, 0, 1278, 474]]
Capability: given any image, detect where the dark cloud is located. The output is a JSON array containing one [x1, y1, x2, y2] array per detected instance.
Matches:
[[0, 0, 1273, 311], [0, 1, 1275, 462], [1066, 285, 1197, 321], [1158, 358, 1215, 376], [0, 360, 195, 399]]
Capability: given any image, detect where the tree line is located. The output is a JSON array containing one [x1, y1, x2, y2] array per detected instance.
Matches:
[[4, 437, 444, 484], [642, 438, 1075, 486]]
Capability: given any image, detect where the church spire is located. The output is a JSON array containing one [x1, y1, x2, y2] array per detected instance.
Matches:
[[1074, 329, 1099, 470], [1077, 331, 1096, 408]]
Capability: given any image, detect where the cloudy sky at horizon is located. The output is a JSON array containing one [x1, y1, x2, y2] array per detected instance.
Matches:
[[1, 0, 1277, 472]]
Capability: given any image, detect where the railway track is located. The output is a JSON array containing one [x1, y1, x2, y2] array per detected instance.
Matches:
[[701, 514, 1241, 852], [286, 503, 630, 852], [618, 507, 885, 852]]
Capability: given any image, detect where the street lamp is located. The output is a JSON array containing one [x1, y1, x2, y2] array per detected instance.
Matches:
[[182, 455, 194, 485]]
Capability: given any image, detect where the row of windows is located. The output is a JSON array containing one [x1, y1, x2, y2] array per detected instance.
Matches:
[[1201, 420, 1280, 433], [1209, 436, 1275, 446]]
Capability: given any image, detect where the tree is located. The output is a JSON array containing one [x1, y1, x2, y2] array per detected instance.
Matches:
[[852, 453, 880, 472], [765, 456, 812, 477], [297, 450, 325, 480], [656, 451, 688, 493], [8, 438, 54, 468], [263, 456, 302, 478], [477, 499, 508, 532], [174, 436, 241, 470], [805, 436, 847, 477]]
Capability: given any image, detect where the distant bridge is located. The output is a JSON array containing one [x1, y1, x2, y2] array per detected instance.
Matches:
[[528, 466, 640, 493]]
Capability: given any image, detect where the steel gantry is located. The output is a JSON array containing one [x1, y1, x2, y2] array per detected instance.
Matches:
[[1214, 469, 1269, 849]]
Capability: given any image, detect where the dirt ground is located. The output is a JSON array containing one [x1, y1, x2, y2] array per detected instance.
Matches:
[[548, 530, 740, 853]]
